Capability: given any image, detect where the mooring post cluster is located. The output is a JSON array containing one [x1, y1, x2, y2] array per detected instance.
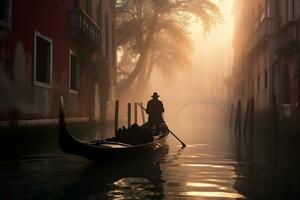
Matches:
[[229, 95, 280, 147], [114, 100, 147, 134], [229, 97, 255, 143]]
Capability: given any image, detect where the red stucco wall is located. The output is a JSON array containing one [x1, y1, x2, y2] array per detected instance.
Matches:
[[0, 0, 115, 122]]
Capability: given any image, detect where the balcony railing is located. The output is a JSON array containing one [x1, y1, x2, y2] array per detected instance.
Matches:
[[70, 9, 101, 46], [246, 17, 278, 55]]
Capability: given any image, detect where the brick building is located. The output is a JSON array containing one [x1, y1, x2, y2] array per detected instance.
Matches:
[[229, 0, 300, 120], [0, 0, 116, 126]]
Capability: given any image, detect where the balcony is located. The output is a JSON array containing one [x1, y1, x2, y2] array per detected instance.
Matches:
[[69, 9, 101, 47], [245, 17, 278, 55]]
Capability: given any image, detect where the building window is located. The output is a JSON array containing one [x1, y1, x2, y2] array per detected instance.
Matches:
[[264, 69, 268, 89], [260, 8, 266, 22], [112, 21, 116, 65], [0, 0, 12, 30], [105, 14, 110, 59], [34, 32, 53, 88], [266, 0, 271, 17], [97, 0, 102, 27], [286, 0, 294, 21], [257, 74, 260, 92], [86, 0, 93, 17], [69, 51, 80, 93], [283, 64, 291, 103]]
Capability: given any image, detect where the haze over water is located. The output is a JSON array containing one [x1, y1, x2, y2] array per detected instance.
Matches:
[[3, 1, 297, 199], [0, 105, 247, 199], [0, 1, 244, 199]]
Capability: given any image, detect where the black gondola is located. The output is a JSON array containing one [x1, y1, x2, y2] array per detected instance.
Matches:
[[59, 97, 169, 161]]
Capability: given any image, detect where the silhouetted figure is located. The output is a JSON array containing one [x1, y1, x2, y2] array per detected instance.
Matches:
[[146, 92, 165, 133]]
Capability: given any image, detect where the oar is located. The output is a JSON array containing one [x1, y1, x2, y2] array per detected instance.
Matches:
[[137, 103, 187, 148]]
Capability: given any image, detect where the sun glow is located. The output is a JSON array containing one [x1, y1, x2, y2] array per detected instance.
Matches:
[[181, 191, 245, 199], [190, 0, 234, 75]]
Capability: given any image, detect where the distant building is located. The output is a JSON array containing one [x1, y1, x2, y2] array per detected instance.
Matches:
[[229, 0, 300, 119], [0, 0, 116, 126]]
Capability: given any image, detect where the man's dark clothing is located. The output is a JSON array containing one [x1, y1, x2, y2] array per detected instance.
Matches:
[[146, 99, 164, 125]]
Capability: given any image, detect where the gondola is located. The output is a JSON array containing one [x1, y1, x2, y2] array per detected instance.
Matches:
[[59, 97, 169, 161]]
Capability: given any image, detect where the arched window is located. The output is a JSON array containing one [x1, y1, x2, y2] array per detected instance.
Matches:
[[283, 63, 291, 103], [271, 60, 281, 96], [264, 69, 268, 89]]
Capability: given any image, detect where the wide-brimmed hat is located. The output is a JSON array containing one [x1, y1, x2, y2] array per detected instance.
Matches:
[[151, 92, 160, 98]]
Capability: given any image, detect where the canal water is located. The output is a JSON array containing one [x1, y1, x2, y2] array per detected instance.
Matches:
[[0, 119, 299, 199]]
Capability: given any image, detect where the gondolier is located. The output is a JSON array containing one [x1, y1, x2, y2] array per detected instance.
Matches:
[[146, 92, 165, 133], [59, 96, 170, 161]]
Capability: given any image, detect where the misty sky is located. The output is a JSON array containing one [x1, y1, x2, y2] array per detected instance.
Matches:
[[149, 0, 234, 105]]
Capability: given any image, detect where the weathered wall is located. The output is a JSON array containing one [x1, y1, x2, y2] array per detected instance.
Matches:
[[232, 0, 271, 110], [232, 0, 300, 117], [0, 0, 116, 123]]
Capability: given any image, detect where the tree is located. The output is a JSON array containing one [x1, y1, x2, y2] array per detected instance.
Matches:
[[116, 0, 221, 96]]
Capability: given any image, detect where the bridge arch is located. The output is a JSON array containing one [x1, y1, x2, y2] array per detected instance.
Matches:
[[174, 97, 227, 123]]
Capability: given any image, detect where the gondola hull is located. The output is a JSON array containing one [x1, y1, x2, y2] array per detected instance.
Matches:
[[59, 97, 169, 162]]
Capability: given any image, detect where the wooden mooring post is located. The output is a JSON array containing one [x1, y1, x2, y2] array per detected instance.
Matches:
[[140, 102, 145, 124], [114, 100, 119, 134], [249, 97, 255, 142], [235, 100, 242, 139], [234, 102, 238, 136], [243, 100, 250, 137], [134, 103, 138, 124], [127, 103, 131, 128], [272, 94, 279, 143], [229, 103, 234, 131]]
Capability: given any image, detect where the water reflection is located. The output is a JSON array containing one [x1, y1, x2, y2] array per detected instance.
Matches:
[[160, 140, 244, 199], [185, 182, 219, 188], [108, 178, 159, 199], [0, 120, 299, 199], [180, 191, 244, 199], [59, 147, 168, 200]]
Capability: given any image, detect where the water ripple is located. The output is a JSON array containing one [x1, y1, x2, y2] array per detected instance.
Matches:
[[180, 191, 245, 199]]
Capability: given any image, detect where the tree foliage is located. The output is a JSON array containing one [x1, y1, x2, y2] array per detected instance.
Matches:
[[116, 0, 221, 95]]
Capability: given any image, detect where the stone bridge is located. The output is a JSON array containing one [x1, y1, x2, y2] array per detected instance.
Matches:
[[165, 96, 228, 122]]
